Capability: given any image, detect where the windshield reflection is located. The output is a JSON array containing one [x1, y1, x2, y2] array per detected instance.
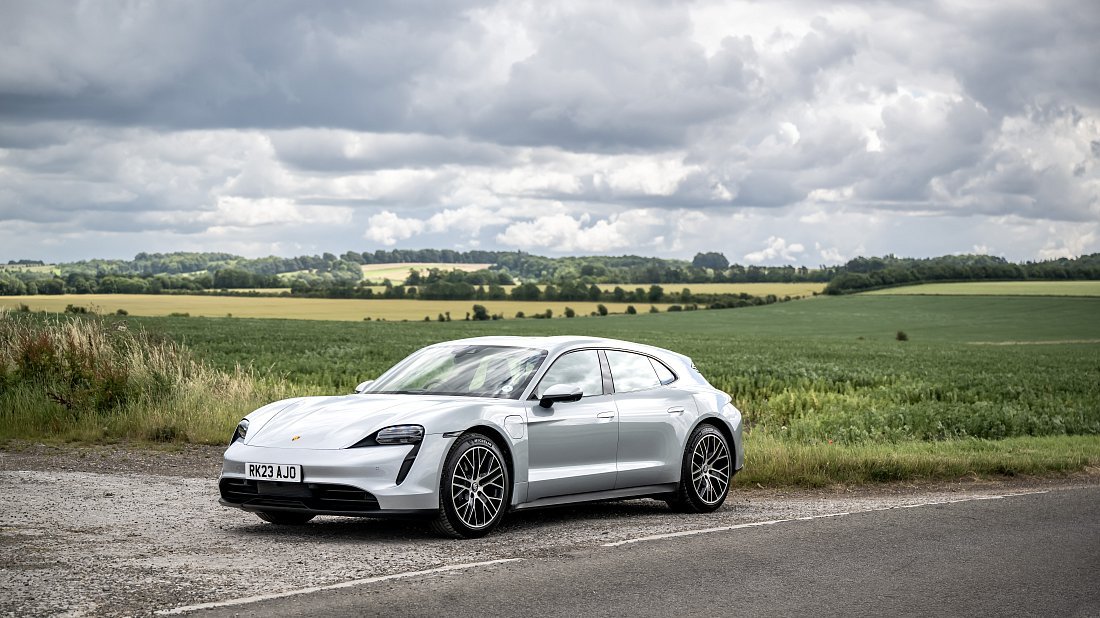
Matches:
[[365, 345, 547, 399]]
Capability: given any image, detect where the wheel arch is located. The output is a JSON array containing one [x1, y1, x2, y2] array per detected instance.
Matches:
[[691, 416, 737, 466], [462, 424, 516, 494]]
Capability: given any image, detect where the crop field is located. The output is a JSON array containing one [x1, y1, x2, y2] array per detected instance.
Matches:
[[360, 262, 494, 282], [0, 295, 669, 321], [3, 294, 1098, 486], [0, 263, 58, 274], [593, 282, 825, 296], [865, 281, 1100, 296]]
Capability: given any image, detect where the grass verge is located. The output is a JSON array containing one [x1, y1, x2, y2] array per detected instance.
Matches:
[[738, 433, 1100, 487], [0, 310, 312, 444]]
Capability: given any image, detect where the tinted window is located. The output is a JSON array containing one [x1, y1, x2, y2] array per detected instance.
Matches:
[[651, 358, 676, 384], [606, 351, 661, 393], [535, 350, 604, 398]]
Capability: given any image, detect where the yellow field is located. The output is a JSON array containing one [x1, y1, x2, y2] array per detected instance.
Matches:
[[360, 262, 494, 283], [0, 264, 58, 275], [0, 295, 670, 321], [865, 281, 1100, 296]]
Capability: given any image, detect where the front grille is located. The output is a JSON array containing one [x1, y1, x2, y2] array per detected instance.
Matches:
[[220, 479, 380, 513]]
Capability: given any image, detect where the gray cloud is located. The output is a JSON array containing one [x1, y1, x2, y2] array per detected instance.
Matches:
[[0, 0, 1097, 264]]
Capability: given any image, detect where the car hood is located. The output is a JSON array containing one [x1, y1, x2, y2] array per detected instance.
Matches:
[[244, 394, 484, 450]]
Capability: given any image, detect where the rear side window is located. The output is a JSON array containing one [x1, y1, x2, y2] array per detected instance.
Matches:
[[651, 358, 676, 384], [535, 350, 604, 398], [606, 351, 661, 393]]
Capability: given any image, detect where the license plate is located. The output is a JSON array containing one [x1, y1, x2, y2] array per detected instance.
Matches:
[[245, 463, 302, 483]]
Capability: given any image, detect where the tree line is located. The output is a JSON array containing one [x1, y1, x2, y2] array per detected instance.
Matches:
[[3, 250, 1099, 299], [823, 253, 1100, 294]]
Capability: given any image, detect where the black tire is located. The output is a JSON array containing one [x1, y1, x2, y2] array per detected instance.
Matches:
[[256, 511, 316, 525], [432, 433, 511, 539], [667, 424, 732, 513]]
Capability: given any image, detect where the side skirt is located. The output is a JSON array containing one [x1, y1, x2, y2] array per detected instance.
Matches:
[[512, 483, 678, 511]]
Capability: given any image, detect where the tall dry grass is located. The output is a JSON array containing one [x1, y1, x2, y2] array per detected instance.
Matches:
[[0, 310, 303, 443]]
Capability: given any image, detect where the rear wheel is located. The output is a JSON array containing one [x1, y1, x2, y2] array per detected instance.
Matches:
[[432, 433, 510, 538], [256, 511, 315, 525], [668, 424, 732, 513]]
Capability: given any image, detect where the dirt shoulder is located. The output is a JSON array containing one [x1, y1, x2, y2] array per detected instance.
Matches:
[[0, 440, 225, 478]]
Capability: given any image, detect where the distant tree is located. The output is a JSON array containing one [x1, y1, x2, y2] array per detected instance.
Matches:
[[692, 252, 729, 271], [597, 304, 608, 316], [510, 282, 541, 301], [647, 285, 664, 303], [564, 307, 576, 318], [626, 305, 637, 315]]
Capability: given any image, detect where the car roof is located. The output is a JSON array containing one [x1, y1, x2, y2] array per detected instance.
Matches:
[[432, 335, 690, 365]]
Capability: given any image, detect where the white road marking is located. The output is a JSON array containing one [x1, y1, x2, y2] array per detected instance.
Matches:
[[156, 490, 1055, 612], [602, 490, 1050, 547], [156, 558, 523, 615]]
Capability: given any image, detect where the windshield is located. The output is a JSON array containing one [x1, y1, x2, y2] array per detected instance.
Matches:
[[365, 345, 548, 399]]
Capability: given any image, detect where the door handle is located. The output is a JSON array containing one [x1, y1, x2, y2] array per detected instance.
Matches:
[[667, 406, 686, 414], [597, 411, 616, 421]]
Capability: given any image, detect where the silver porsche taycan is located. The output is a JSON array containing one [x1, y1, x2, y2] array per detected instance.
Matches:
[[219, 336, 744, 538]]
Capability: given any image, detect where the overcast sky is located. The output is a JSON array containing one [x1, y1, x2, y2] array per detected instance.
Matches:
[[1, 0, 1098, 266]]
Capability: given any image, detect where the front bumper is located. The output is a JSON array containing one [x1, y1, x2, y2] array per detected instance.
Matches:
[[219, 434, 453, 514]]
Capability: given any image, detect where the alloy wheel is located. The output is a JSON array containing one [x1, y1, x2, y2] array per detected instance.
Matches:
[[690, 433, 730, 505], [449, 445, 506, 529]]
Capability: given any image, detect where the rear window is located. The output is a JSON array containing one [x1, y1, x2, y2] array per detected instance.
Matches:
[[606, 350, 661, 393]]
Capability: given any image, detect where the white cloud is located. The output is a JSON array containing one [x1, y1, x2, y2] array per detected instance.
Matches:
[[495, 209, 666, 253], [364, 211, 426, 246], [815, 242, 847, 264], [1037, 224, 1099, 260], [205, 197, 352, 228], [744, 236, 806, 263]]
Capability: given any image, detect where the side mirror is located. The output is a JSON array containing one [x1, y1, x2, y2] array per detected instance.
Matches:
[[538, 384, 583, 408], [353, 380, 375, 394]]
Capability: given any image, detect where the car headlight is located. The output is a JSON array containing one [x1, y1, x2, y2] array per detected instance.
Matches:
[[231, 419, 249, 444], [376, 425, 424, 445]]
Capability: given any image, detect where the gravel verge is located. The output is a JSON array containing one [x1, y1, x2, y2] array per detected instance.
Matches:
[[1, 442, 1097, 617]]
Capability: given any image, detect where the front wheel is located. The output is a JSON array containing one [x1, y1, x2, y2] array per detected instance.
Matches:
[[256, 511, 315, 525], [668, 424, 732, 513], [432, 433, 511, 538]]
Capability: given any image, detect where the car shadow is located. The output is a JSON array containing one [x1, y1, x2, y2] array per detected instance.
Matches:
[[222, 497, 717, 543]]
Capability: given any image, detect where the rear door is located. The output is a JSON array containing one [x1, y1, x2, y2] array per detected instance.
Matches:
[[526, 350, 619, 501], [606, 350, 696, 489]]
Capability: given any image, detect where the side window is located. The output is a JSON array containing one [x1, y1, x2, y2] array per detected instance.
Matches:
[[606, 351, 661, 393], [651, 358, 676, 385], [534, 350, 604, 398]]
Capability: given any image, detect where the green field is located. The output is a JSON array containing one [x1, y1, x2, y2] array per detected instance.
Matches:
[[594, 282, 825, 297], [0, 295, 669, 321], [865, 281, 1100, 296], [3, 294, 1098, 486]]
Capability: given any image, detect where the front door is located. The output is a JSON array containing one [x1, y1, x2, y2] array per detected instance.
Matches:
[[526, 350, 618, 500]]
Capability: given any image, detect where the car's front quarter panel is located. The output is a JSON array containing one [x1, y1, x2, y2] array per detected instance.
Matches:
[[221, 396, 533, 513]]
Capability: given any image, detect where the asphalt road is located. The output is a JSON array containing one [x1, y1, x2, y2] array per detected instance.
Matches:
[[195, 486, 1100, 617]]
